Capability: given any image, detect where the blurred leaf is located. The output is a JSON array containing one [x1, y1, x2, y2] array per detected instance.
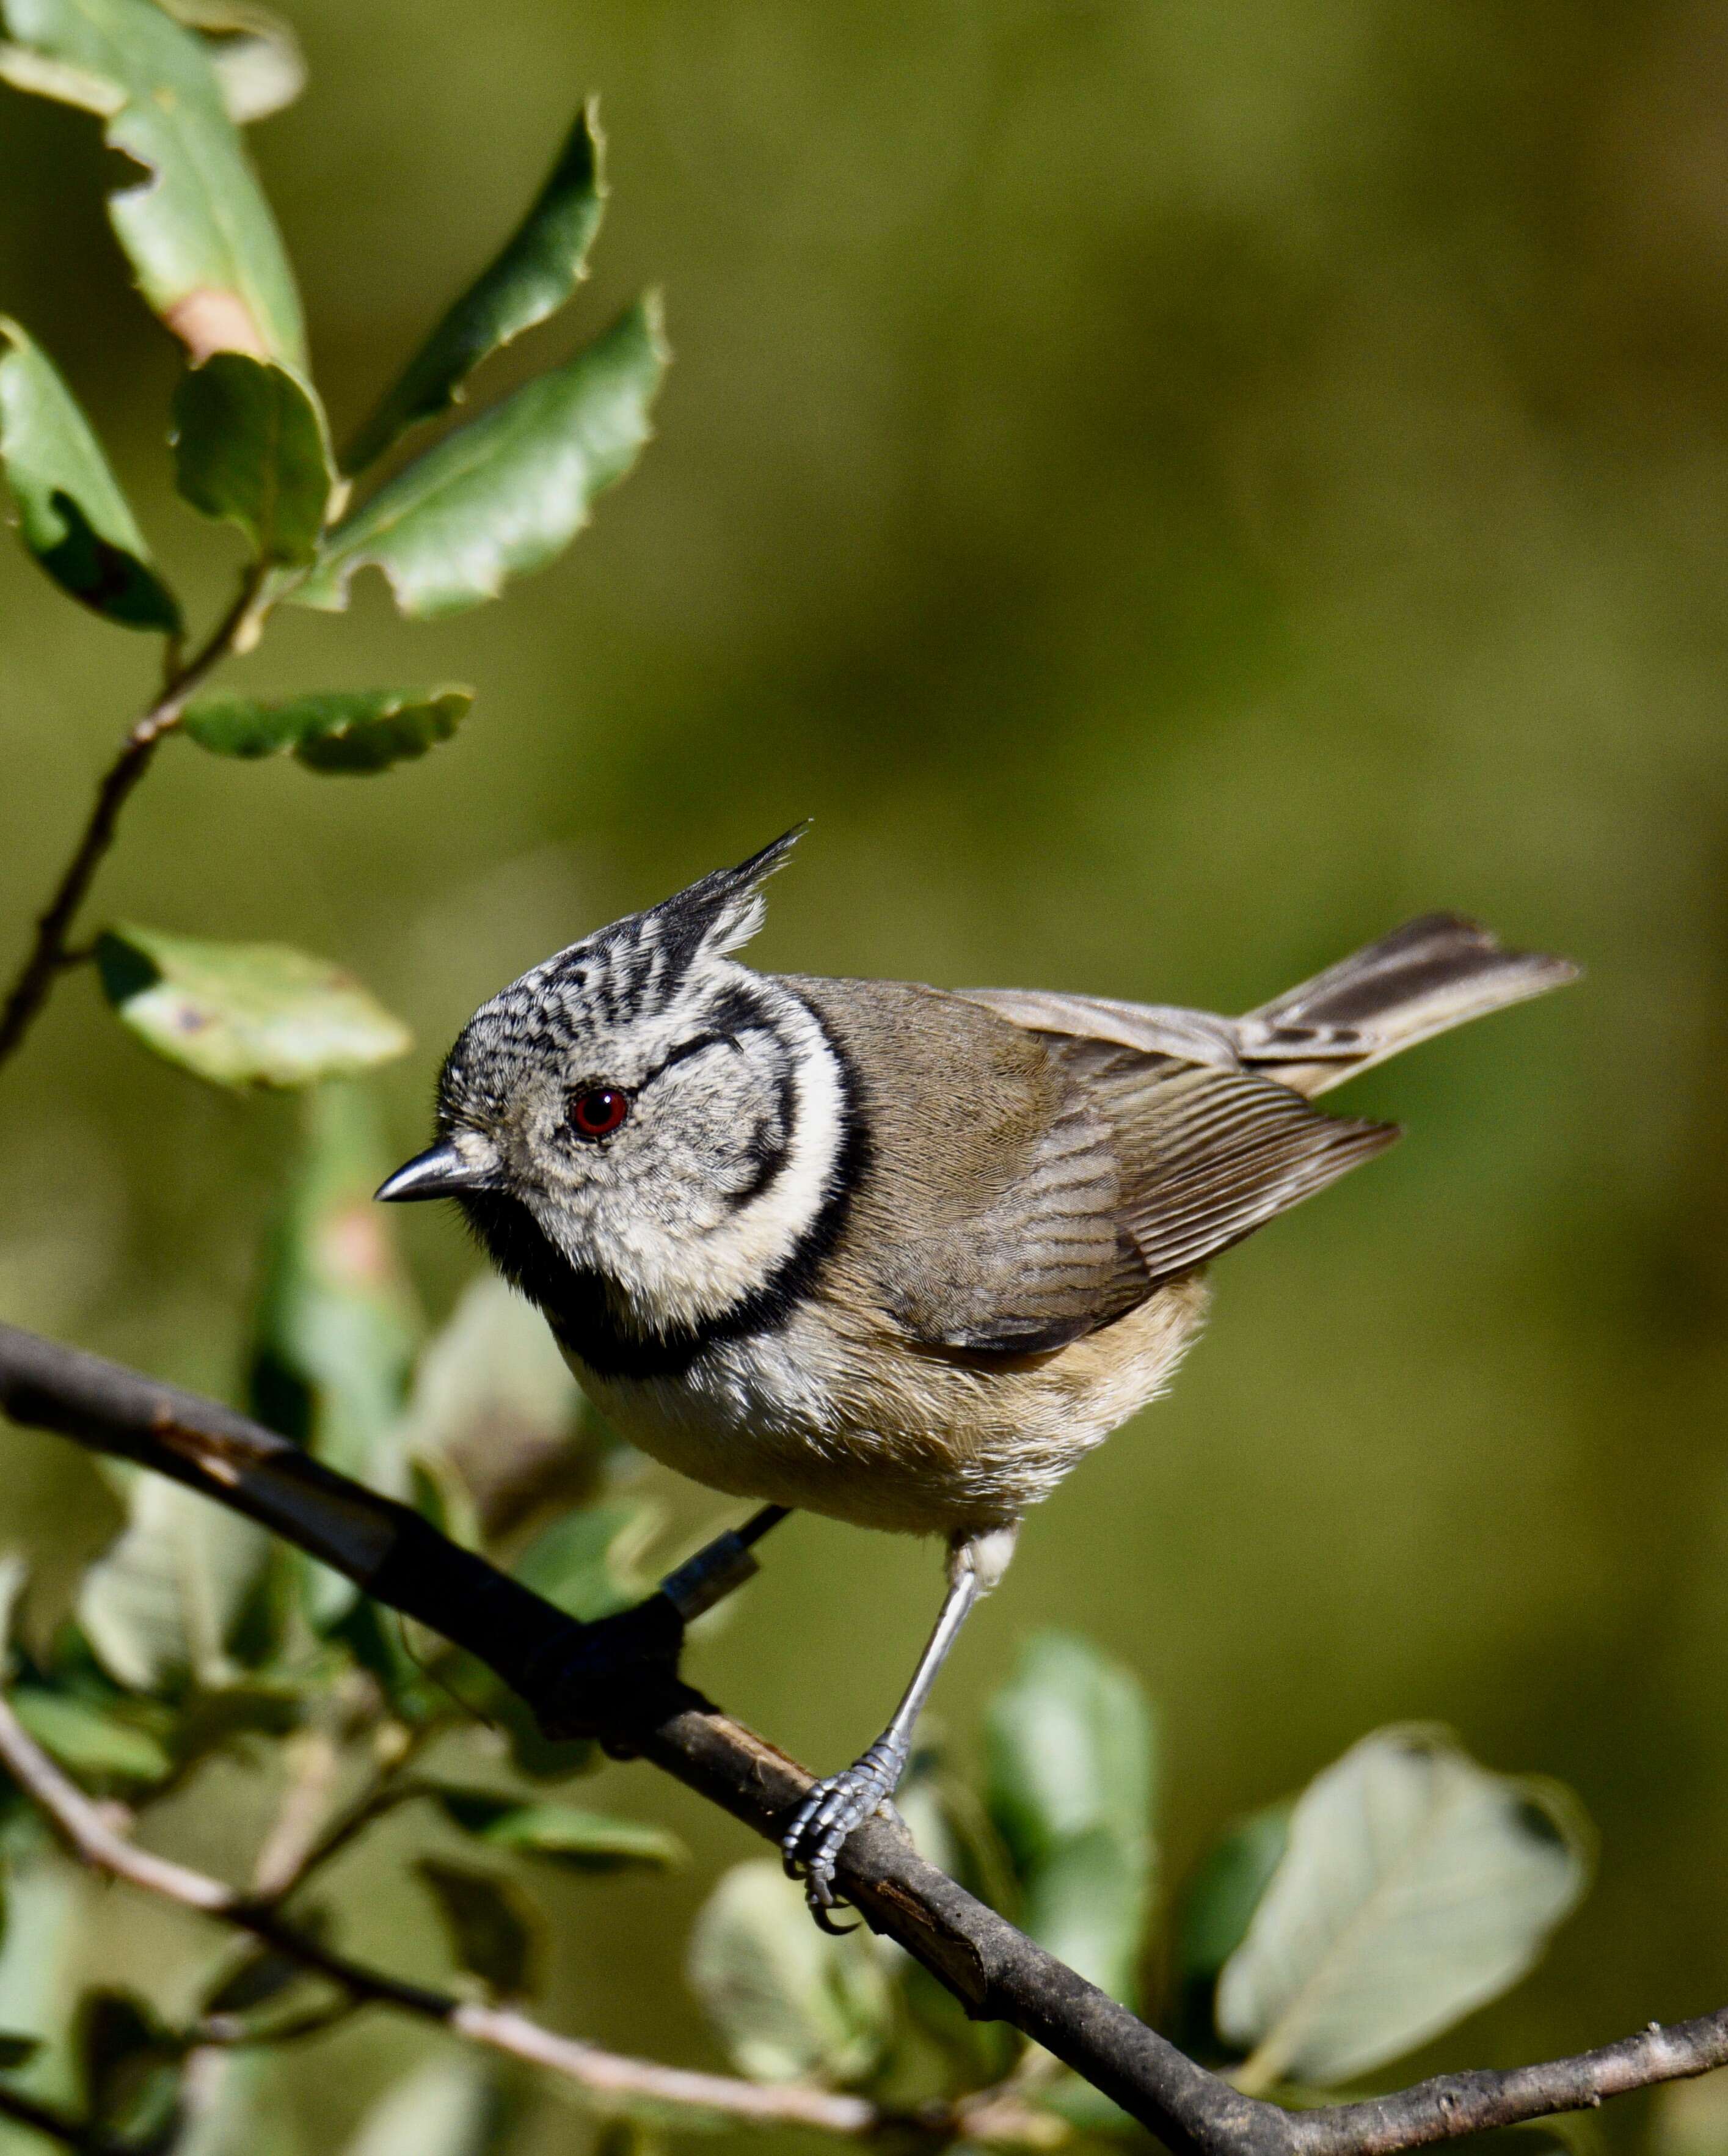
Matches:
[[343, 2057, 497, 2156], [168, 1681, 304, 1769], [983, 1631, 1155, 2005], [249, 1084, 421, 1494], [345, 103, 605, 473], [0, 2036, 39, 2072], [76, 1472, 270, 1694], [174, 2050, 303, 2156], [396, 1275, 591, 1544], [1169, 1801, 1291, 2055], [0, 1832, 84, 2112], [183, 686, 472, 774], [686, 1859, 891, 2087], [0, 0, 305, 366], [77, 1988, 181, 2141], [1035, 2075, 1142, 2139], [414, 1857, 544, 1998], [511, 1500, 657, 1621], [422, 1783, 685, 1873], [1217, 1727, 1592, 2090], [9, 1689, 170, 1785], [294, 297, 666, 618], [203, 1906, 331, 2015], [171, 353, 332, 564], [97, 925, 411, 1091], [156, 0, 304, 122], [1652, 2069, 1728, 2156], [0, 319, 180, 632]]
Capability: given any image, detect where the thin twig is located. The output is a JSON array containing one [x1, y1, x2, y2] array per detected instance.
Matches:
[[7, 1320, 1728, 2156], [0, 1688, 896, 2140], [0, 564, 269, 1071]]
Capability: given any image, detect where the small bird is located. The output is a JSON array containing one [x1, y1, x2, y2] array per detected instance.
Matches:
[[378, 831, 1575, 1920]]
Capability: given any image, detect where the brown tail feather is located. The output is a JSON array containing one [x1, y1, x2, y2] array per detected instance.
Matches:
[[1239, 913, 1578, 1098]]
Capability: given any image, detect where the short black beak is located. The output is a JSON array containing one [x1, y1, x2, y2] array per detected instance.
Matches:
[[374, 1141, 491, 1204]]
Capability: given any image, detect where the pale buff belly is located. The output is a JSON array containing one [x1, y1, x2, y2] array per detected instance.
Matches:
[[565, 1274, 1211, 1541]]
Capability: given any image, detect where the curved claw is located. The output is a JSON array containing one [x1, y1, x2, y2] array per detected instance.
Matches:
[[780, 1738, 906, 1922]]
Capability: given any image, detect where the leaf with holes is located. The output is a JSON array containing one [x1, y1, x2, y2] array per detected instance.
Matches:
[[345, 104, 606, 473], [183, 687, 472, 774], [97, 925, 411, 1091], [172, 354, 333, 564], [687, 1860, 891, 2086], [294, 298, 665, 618], [414, 1859, 544, 1999], [1217, 1727, 1593, 2089], [0, 320, 179, 631], [983, 1630, 1156, 2006], [422, 1785, 685, 1874], [0, 0, 304, 365]]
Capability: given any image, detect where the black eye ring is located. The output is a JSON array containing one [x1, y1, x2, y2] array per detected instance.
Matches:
[[568, 1086, 630, 1141]]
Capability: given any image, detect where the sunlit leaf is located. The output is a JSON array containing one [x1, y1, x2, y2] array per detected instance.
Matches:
[[0, 319, 179, 631], [183, 686, 472, 775], [687, 1860, 891, 2086], [1170, 1801, 1290, 2054], [172, 353, 332, 565], [1217, 1727, 1592, 2089], [155, 0, 304, 122], [294, 297, 665, 618], [396, 1275, 592, 1544], [76, 1470, 271, 1694], [9, 1689, 171, 1785], [345, 103, 605, 474], [97, 925, 411, 1091], [983, 1630, 1155, 2005], [511, 1500, 657, 1621], [422, 1784, 685, 1873], [414, 1858, 544, 1998], [343, 2057, 497, 2156], [0, 0, 305, 365], [77, 1989, 180, 2141]]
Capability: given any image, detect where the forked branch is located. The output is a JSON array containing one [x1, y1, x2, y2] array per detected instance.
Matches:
[[0, 1317, 1724, 2156]]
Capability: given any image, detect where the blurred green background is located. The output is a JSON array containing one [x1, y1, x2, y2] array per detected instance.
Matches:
[[2, 0, 1727, 2143]]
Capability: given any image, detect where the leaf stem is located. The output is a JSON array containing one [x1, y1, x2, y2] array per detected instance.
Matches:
[[0, 562, 271, 1074]]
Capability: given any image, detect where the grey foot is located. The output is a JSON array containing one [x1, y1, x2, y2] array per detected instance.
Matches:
[[781, 1734, 906, 1929]]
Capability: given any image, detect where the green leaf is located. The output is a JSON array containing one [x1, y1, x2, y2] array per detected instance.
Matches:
[[344, 2058, 497, 2156], [345, 103, 605, 475], [414, 1858, 544, 1998], [172, 354, 332, 564], [76, 1471, 271, 1694], [1170, 1802, 1291, 2053], [155, 0, 304, 123], [173, 2052, 303, 2156], [686, 1860, 891, 2087], [423, 1785, 685, 1873], [183, 686, 472, 775], [0, 2034, 40, 2072], [9, 1689, 172, 1785], [249, 1084, 421, 1508], [511, 1500, 657, 1621], [0, 0, 305, 367], [0, 320, 180, 631], [294, 296, 666, 618], [398, 1275, 592, 1544], [1217, 1726, 1593, 2090], [77, 1989, 181, 2141], [97, 924, 411, 1091], [0, 1835, 82, 2105], [983, 1631, 1155, 2005]]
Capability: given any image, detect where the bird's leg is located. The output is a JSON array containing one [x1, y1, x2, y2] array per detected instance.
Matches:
[[782, 1526, 1017, 1928], [531, 1505, 790, 1738]]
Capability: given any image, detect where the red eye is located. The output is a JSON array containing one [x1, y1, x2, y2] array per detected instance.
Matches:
[[569, 1086, 630, 1139]]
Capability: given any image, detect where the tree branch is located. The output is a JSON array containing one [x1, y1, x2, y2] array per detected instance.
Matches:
[[1, 1318, 1724, 2156], [0, 565, 269, 1072]]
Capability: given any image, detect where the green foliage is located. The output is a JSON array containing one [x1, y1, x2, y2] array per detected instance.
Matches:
[[171, 352, 334, 563], [0, 0, 305, 366], [421, 1784, 687, 1873], [97, 925, 412, 1090], [343, 103, 607, 474], [184, 687, 473, 773], [343, 2057, 498, 2156], [76, 1989, 183, 2143], [415, 1856, 545, 1998], [983, 1629, 1156, 2005], [1169, 1800, 1291, 2055], [1214, 1728, 1592, 2089], [296, 298, 667, 618], [9, 1687, 172, 1785], [0, 319, 180, 630]]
